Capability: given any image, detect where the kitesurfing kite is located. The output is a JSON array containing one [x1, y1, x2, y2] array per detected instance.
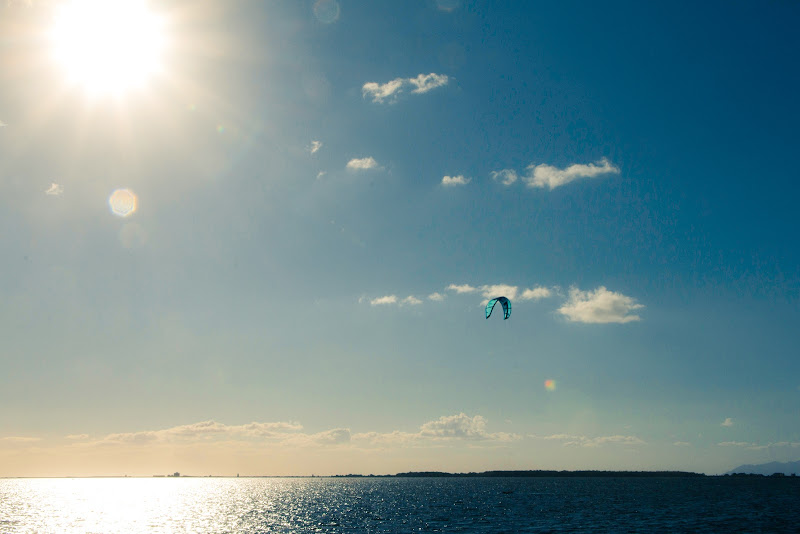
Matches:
[[485, 296, 511, 320]]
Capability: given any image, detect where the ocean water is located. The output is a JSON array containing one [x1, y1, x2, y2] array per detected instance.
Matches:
[[1, 476, 798, 533]]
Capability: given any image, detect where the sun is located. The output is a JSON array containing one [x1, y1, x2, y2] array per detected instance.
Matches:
[[49, 0, 167, 95]]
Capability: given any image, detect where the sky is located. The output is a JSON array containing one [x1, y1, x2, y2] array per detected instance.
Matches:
[[1, 0, 798, 477]]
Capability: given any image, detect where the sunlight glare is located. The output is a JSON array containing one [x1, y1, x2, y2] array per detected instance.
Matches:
[[109, 189, 138, 217], [50, 0, 166, 95], [544, 379, 556, 391]]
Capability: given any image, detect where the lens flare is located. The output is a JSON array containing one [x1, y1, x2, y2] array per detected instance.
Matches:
[[313, 0, 340, 24], [544, 379, 556, 391], [109, 189, 137, 217]]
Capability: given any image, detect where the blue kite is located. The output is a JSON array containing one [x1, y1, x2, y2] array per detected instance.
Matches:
[[485, 296, 511, 320]]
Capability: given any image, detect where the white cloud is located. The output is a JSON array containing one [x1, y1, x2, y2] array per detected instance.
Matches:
[[0, 120, 6, 127], [673, 441, 691, 447], [524, 158, 620, 189], [370, 295, 397, 306], [519, 286, 552, 301], [718, 441, 756, 448], [401, 296, 422, 306], [535, 433, 645, 447], [362, 73, 449, 104], [362, 78, 405, 104], [447, 283, 477, 294], [45, 183, 63, 196], [408, 73, 449, 94], [354, 413, 517, 445], [65, 434, 89, 440], [558, 286, 643, 324], [441, 175, 470, 186], [308, 140, 322, 154], [303, 428, 351, 445], [316, 171, 327, 180], [479, 284, 517, 301], [721, 418, 734, 427], [346, 157, 380, 171], [490, 169, 518, 186], [428, 292, 445, 301]]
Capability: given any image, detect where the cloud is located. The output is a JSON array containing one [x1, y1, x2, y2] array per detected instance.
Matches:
[[370, 295, 397, 306], [316, 171, 327, 180], [362, 78, 405, 104], [401, 296, 422, 306], [0, 120, 6, 127], [92, 420, 304, 447], [303, 428, 351, 445], [524, 158, 620, 190], [362, 73, 449, 104], [308, 140, 323, 154], [721, 418, 734, 427], [346, 157, 380, 171], [447, 283, 477, 294], [408, 73, 449, 94], [420, 413, 493, 440], [490, 169, 518, 186], [479, 284, 517, 301], [354, 413, 517, 445], [75, 415, 514, 452], [428, 292, 445, 301], [45, 183, 63, 196], [65, 434, 89, 440], [717, 441, 756, 448], [441, 175, 470, 187], [519, 286, 552, 300], [535, 433, 645, 448], [673, 441, 691, 447], [558, 286, 643, 324]]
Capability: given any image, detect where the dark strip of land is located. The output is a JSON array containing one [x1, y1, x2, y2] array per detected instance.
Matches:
[[333, 470, 705, 478]]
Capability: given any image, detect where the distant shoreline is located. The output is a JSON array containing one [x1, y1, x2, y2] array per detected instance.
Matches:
[[4, 470, 798, 479]]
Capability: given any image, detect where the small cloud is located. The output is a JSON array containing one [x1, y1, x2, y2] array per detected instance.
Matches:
[[524, 158, 620, 190], [441, 175, 470, 187], [718, 441, 755, 447], [362, 78, 405, 104], [0, 120, 6, 127], [535, 433, 644, 448], [721, 418, 734, 427], [490, 169, 518, 186], [346, 157, 380, 171], [370, 295, 397, 306], [419, 413, 515, 442], [447, 283, 477, 294], [558, 286, 643, 324], [362, 73, 449, 104], [65, 434, 89, 440], [673, 441, 691, 447], [308, 140, 323, 154], [401, 296, 422, 306], [45, 183, 64, 196], [479, 284, 518, 301], [308, 428, 350, 445], [428, 292, 445, 301], [316, 171, 327, 180], [408, 73, 449, 94], [520, 286, 552, 301]]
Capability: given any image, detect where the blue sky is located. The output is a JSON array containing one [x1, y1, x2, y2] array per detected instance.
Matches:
[[1, 0, 798, 476]]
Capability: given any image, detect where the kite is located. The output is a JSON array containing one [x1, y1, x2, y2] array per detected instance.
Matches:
[[485, 296, 511, 320]]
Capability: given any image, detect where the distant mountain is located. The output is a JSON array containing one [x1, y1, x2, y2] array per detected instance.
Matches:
[[726, 461, 800, 476]]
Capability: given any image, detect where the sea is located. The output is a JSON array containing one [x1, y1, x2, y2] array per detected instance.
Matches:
[[1, 476, 799, 533]]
